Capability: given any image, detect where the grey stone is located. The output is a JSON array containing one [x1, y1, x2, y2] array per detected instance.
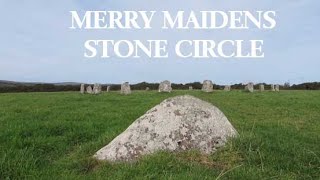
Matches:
[[159, 80, 172, 93], [245, 82, 254, 92], [275, 85, 280, 92], [259, 85, 265, 92], [224, 85, 231, 91], [98, 84, 102, 92], [146, 87, 150, 91], [202, 80, 213, 92], [271, 84, 275, 91], [107, 86, 111, 92], [189, 86, 193, 90], [94, 95, 237, 162], [93, 83, 102, 95], [86, 86, 93, 94], [121, 82, 131, 95], [80, 84, 85, 94]]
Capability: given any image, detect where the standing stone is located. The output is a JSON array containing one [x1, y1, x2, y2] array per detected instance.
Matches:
[[80, 84, 85, 94], [121, 82, 131, 95], [93, 83, 101, 95], [275, 85, 280, 92], [271, 84, 275, 91], [224, 85, 231, 91], [146, 87, 150, 91], [86, 86, 93, 94], [189, 86, 193, 90], [98, 84, 102, 92], [107, 86, 111, 92], [259, 85, 265, 92], [202, 80, 213, 92], [245, 82, 254, 93], [159, 80, 172, 93]]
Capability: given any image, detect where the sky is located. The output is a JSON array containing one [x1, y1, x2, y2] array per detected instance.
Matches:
[[0, 0, 319, 85]]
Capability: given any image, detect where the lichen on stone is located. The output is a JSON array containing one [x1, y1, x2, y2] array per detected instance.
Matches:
[[94, 95, 238, 162]]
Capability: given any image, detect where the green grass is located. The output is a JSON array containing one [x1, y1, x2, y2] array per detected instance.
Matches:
[[0, 90, 319, 179]]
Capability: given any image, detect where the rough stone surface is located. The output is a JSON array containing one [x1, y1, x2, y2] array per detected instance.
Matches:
[[159, 80, 172, 93], [275, 85, 280, 92], [98, 84, 102, 92], [146, 87, 150, 91], [259, 85, 265, 92], [86, 86, 93, 94], [189, 86, 193, 90], [271, 84, 275, 91], [224, 86, 231, 91], [245, 82, 254, 93], [121, 82, 131, 95], [80, 84, 85, 94], [93, 84, 102, 95], [202, 80, 213, 92], [107, 86, 111, 92], [94, 95, 238, 162]]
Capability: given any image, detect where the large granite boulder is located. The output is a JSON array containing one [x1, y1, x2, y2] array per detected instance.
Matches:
[[202, 80, 213, 92], [80, 84, 85, 94], [94, 95, 238, 162], [159, 80, 172, 93], [121, 82, 131, 95], [275, 85, 280, 92], [259, 85, 265, 92], [189, 86, 193, 90], [107, 86, 111, 92]]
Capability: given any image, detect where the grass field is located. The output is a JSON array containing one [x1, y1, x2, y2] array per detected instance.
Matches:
[[0, 90, 319, 179]]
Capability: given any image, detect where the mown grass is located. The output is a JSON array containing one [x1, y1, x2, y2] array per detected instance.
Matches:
[[0, 90, 319, 179]]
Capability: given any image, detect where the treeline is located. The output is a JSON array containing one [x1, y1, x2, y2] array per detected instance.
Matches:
[[290, 82, 320, 90], [0, 82, 319, 93], [0, 84, 79, 93]]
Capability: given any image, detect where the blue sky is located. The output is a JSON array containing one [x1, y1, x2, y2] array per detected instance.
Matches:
[[0, 0, 319, 85]]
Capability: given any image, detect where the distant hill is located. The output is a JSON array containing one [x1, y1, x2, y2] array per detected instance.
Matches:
[[0, 80, 82, 87], [0, 80, 37, 87], [52, 82, 82, 86]]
